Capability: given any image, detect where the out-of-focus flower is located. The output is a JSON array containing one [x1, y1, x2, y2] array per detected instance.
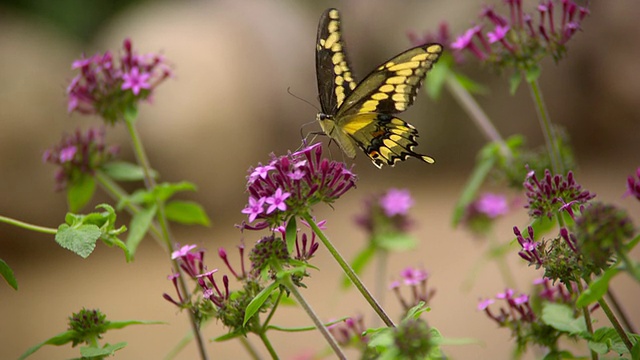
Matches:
[[42, 127, 119, 190], [390, 266, 435, 310], [625, 167, 640, 201], [67, 38, 172, 123], [462, 192, 511, 235], [451, 0, 590, 68]]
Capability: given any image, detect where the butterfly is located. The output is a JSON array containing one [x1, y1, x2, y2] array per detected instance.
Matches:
[[315, 8, 443, 168]]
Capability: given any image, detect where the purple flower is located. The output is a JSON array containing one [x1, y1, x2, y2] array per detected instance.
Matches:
[[514, 226, 543, 266], [477, 298, 495, 311], [380, 188, 414, 216], [400, 266, 428, 286], [241, 143, 356, 229], [265, 188, 291, 214], [42, 127, 119, 191], [625, 167, 640, 201], [241, 197, 265, 223], [171, 244, 197, 259], [171, 244, 205, 278], [487, 25, 510, 43], [67, 38, 172, 123], [390, 266, 435, 310], [475, 193, 509, 218], [524, 169, 595, 219]]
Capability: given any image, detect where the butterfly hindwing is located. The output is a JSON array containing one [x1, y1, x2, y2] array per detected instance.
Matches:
[[315, 8, 442, 168], [316, 8, 358, 115]]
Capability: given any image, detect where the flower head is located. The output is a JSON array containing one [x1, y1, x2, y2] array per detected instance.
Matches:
[[390, 266, 435, 310], [67, 38, 172, 123], [171, 244, 206, 278], [42, 127, 119, 191], [241, 143, 357, 229], [380, 188, 415, 217], [451, 0, 589, 68], [355, 188, 416, 237], [67, 308, 109, 347], [625, 167, 640, 201], [462, 192, 511, 235], [524, 169, 594, 219]]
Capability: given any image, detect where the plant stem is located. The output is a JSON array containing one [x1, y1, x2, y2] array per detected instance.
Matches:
[[598, 296, 634, 352], [281, 273, 347, 360], [261, 290, 283, 331], [258, 331, 279, 360], [239, 337, 262, 360], [372, 249, 388, 327], [123, 113, 209, 360], [576, 281, 598, 360], [302, 213, 396, 328], [526, 78, 563, 174], [445, 75, 511, 160], [0, 215, 57, 234]]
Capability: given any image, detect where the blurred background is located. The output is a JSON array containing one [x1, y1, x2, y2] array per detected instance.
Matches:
[[1, 0, 639, 359]]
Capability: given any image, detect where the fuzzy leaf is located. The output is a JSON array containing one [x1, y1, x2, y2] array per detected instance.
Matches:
[[0, 258, 18, 290], [165, 200, 210, 226], [577, 266, 619, 307], [55, 224, 100, 258], [80, 342, 127, 357]]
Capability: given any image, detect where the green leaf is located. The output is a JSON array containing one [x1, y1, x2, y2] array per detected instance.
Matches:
[[165, 200, 211, 226], [101, 161, 156, 182], [67, 172, 96, 213], [285, 216, 297, 254], [404, 301, 429, 320], [425, 56, 449, 100], [541, 303, 587, 335], [213, 331, 243, 342], [106, 320, 165, 329], [55, 224, 101, 258], [341, 245, 376, 288], [577, 266, 619, 307], [153, 182, 197, 203], [451, 142, 499, 226], [80, 342, 127, 357], [525, 65, 542, 83], [375, 232, 416, 251], [18, 331, 75, 360], [589, 327, 634, 356], [243, 281, 278, 326], [126, 205, 157, 257], [509, 72, 522, 95], [453, 72, 488, 95], [0, 258, 18, 290]]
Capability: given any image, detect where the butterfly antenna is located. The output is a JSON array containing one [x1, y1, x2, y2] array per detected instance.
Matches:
[[287, 87, 319, 112]]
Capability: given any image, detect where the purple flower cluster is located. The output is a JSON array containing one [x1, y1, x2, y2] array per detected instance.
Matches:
[[327, 315, 369, 347], [354, 188, 415, 235], [389, 266, 435, 310], [514, 225, 543, 266], [67, 38, 172, 123], [242, 143, 357, 229], [626, 167, 640, 201], [275, 219, 321, 261], [534, 277, 574, 304], [451, 0, 589, 66], [42, 127, 119, 190], [524, 169, 594, 219], [478, 288, 535, 326]]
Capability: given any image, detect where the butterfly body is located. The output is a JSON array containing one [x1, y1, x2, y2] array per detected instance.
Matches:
[[315, 8, 443, 168]]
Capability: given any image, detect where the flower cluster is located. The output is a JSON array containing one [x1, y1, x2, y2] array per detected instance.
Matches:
[[327, 315, 369, 348], [67, 38, 172, 123], [275, 219, 321, 261], [389, 267, 435, 311], [451, 0, 589, 69], [463, 192, 510, 235], [514, 225, 543, 267], [42, 127, 119, 190], [626, 167, 640, 201], [534, 277, 574, 304], [242, 143, 357, 230], [524, 169, 594, 219], [67, 308, 109, 347], [355, 188, 415, 236]]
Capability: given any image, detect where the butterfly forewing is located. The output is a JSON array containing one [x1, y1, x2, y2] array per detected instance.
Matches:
[[337, 44, 443, 118], [316, 8, 358, 115]]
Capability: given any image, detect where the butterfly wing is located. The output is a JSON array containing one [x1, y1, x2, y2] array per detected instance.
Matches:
[[316, 8, 358, 115], [336, 44, 443, 167]]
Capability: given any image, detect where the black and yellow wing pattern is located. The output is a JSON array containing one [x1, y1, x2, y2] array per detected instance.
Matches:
[[315, 8, 443, 168]]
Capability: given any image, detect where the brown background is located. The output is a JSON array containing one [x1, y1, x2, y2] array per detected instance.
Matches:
[[1, 1, 639, 359]]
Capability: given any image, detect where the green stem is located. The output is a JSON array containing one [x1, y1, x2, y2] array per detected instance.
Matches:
[[281, 273, 346, 360], [239, 337, 262, 360], [0, 215, 57, 234], [576, 281, 598, 360], [597, 296, 634, 352], [302, 213, 395, 328], [445, 75, 511, 160], [527, 78, 563, 174], [261, 290, 283, 332], [606, 289, 636, 333], [258, 330, 278, 360], [123, 112, 209, 360]]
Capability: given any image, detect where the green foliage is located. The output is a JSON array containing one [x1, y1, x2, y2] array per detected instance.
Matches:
[[101, 161, 157, 182], [541, 303, 587, 335], [56, 204, 128, 260], [0, 258, 18, 290], [67, 172, 96, 212], [125, 204, 157, 257], [164, 200, 210, 226]]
